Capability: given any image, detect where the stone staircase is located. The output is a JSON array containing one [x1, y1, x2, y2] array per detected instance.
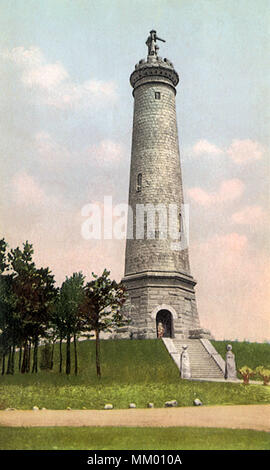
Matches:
[[163, 337, 226, 380]]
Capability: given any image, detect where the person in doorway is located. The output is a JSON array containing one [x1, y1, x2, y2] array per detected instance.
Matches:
[[157, 322, 165, 338]]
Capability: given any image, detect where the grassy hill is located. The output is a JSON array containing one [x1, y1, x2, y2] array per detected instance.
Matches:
[[0, 339, 269, 410]]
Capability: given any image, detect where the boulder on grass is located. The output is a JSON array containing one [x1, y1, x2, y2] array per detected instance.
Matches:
[[104, 404, 113, 410], [193, 398, 203, 406], [165, 400, 178, 408]]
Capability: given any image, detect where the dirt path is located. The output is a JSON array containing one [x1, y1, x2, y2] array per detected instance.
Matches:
[[0, 405, 269, 431]]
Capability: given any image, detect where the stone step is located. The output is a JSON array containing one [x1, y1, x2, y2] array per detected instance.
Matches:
[[165, 338, 225, 379]]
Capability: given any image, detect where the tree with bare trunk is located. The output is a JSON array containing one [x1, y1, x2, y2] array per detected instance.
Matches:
[[55, 273, 85, 375], [80, 269, 128, 378], [7, 241, 57, 374]]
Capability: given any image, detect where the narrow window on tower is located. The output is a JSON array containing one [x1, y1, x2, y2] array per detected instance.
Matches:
[[137, 173, 142, 192], [155, 91, 161, 100], [178, 212, 182, 239]]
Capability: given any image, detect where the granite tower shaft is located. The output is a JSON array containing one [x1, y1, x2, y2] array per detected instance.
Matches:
[[122, 31, 209, 340]]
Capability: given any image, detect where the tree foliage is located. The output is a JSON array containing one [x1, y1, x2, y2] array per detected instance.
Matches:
[[80, 269, 128, 377], [53, 272, 85, 375], [0, 240, 128, 377]]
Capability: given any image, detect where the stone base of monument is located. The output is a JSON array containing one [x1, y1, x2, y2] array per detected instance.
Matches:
[[173, 328, 213, 340], [188, 328, 213, 340], [112, 325, 214, 343], [111, 326, 148, 340]]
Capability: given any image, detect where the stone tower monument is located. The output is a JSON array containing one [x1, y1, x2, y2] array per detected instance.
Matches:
[[122, 31, 210, 340]]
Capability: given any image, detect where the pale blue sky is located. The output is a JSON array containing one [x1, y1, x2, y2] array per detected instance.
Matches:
[[0, 0, 269, 340]]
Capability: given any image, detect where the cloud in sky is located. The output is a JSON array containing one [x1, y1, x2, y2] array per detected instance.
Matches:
[[23, 62, 68, 90], [191, 138, 265, 165], [187, 178, 245, 206], [34, 131, 125, 176], [227, 139, 265, 164], [87, 139, 125, 166], [1, 46, 117, 109], [206, 232, 248, 252], [12, 170, 47, 207], [231, 205, 267, 225], [35, 131, 72, 166], [192, 139, 224, 156], [2, 45, 43, 67]]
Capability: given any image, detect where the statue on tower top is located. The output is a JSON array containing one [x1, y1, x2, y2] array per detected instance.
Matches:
[[146, 30, 165, 56]]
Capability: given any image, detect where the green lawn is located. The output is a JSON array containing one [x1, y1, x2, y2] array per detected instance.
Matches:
[[0, 339, 269, 410], [0, 426, 269, 450]]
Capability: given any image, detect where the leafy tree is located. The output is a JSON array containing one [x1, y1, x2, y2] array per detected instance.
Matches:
[[56, 273, 85, 375], [43, 326, 58, 371], [50, 293, 67, 373], [0, 238, 8, 273], [0, 239, 18, 375], [80, 269, 128, 378], [8, 241, 36, 373], [30, 266, 57, 373], [0, 276, 10, 374], [0, 274, 19, 375], [0, 239, 8, 373], [8, 241, 57, 373]]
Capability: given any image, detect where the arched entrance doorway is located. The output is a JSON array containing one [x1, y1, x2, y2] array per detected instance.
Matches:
[[156, 310, 173, 338]]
